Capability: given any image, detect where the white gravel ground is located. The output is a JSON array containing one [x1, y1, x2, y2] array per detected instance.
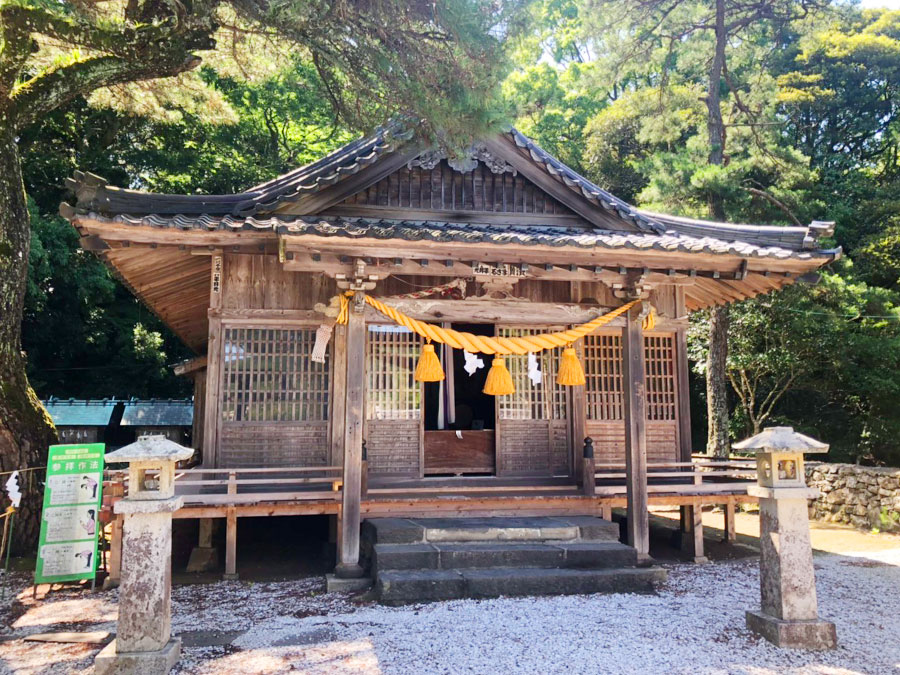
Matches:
[[1, 546, 898, 674]]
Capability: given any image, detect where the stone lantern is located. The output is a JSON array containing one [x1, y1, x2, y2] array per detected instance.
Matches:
[[734, 426, 836, 650], [95, 434, 193, 674]]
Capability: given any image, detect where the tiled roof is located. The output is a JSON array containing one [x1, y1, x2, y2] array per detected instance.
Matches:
[[43, 398, 119, 427], [505, 129, 834, 250], [65, 123, 407, 218], [120, 399, 193, 427], [76, 212, 839, 262]]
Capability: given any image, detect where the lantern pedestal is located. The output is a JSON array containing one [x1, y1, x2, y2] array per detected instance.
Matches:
[[745, 485, 836, 650], [95, 434, 193, 675], [95, 497, 184, 674]]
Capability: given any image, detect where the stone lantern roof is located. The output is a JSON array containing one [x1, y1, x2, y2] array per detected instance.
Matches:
[[105, 433, 194, 463], [733, 426, 829, 454]]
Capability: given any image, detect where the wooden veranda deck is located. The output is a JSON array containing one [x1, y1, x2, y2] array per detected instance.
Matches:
[[100, 458, 757, 581]]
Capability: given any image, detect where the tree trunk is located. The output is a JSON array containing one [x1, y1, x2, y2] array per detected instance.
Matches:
[[0, 124, 57, 554], [703, 0, 731, 458], [705, 0, 728, 221], [706, 306, 730, 458]]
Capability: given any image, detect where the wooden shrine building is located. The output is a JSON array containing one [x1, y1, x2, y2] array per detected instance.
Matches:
[[62, 126, 838, 580]]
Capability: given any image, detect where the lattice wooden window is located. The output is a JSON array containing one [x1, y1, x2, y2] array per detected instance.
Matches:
[[497, 327, 567, 421], [220, 327, 329, 423], [366, 325, 421, 420], [644, 335, 677, 421], [583, 332, 677, 422], [583, 333, 624, 421]]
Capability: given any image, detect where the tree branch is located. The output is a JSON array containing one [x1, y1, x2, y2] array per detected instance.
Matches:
[[11, 52, 202, 129], [742, 186, 803, 226]]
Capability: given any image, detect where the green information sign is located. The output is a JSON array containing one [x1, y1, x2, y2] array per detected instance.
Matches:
[[35, 444, 105, 584]]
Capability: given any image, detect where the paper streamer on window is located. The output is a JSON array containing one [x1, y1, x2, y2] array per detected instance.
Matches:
[[527, 353, 542, 385], [463, 350, 484, 376], [311, 324, 333, 363]]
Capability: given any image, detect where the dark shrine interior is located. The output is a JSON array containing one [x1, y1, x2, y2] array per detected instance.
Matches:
[[424, 323, 495, 431]]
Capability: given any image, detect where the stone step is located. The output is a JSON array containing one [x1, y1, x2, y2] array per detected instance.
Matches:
[[376, 566, 666, 605], [372, 541, 637, 573], [364, 516, 620, 546]]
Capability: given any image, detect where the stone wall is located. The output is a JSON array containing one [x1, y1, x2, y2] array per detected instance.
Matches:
[[806, 462, 900, 532]]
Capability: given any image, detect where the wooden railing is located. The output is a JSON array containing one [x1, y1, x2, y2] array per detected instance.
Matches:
[[102, 466, 344, 507], [589, 458, 757, 496], [173, 466, 343, 505]]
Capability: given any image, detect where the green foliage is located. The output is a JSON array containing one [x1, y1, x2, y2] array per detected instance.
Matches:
[[20, 58, 357, 400], [506, 1, 900, 465]]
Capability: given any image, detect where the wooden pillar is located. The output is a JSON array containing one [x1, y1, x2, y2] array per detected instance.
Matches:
[[224, 508, 237, 579], [203, 253, 224, 468], [581, 437, 595, 497], [224, 470, 238, 579], [198, 518, 213, 549], [623, 303, 650, 559], [336, 293, 366, 578], [723, 499, 737, 543], [192, 370, 206, 453], [330, 323, 348, 467], [572, 339, 587, 483], [690, 500, 708, 563], [104, 515, 123, 589]]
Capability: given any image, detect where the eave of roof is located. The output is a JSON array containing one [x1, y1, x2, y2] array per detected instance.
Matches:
[[121, 400, 193, 427], [64, 122, 407, 218], [42, 398, 119, 427], [74, 212, 840, 263]]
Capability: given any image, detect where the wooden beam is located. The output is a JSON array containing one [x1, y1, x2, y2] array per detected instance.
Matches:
[[365, 297, 687, 328], [172, 355, 207, 377], [623, 302, 650, 559], [336, 293, 366, 578]]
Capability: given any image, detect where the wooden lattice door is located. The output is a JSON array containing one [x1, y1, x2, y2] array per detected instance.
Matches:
[[218, 326, 330, 467], [496, 326, 571, 477], [365, 325, 421, 476], [582, 331, 679, 463]]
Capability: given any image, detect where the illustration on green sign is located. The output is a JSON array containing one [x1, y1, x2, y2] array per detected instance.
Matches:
[[35, 444, 105, 584]]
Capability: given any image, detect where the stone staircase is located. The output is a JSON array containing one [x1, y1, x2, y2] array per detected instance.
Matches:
[[362, 516, 667, 605]]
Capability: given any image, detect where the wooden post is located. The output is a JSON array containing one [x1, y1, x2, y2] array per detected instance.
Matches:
[[203, 253, 224, 467], [104, 515, 123, 589], [690, 500, 708, 563], [224, 507, 237, 580], [330, 323, 348, 467], [581, 437, 595, 497], [336, 292, 366, 578], [198, 518, 213, 549], [723, 499, 737, 543], [224, 472, 237, 579], [623, 302, 650, 560], [361, 440, 369, 500], [571, 339, 587, 483]]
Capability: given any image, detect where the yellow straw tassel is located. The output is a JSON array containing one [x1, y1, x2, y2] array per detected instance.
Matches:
[[414, 342, 445, 382], [642, 308, 656, 331], [483, 357, 515, 396], [556, 346, 586, 386]]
